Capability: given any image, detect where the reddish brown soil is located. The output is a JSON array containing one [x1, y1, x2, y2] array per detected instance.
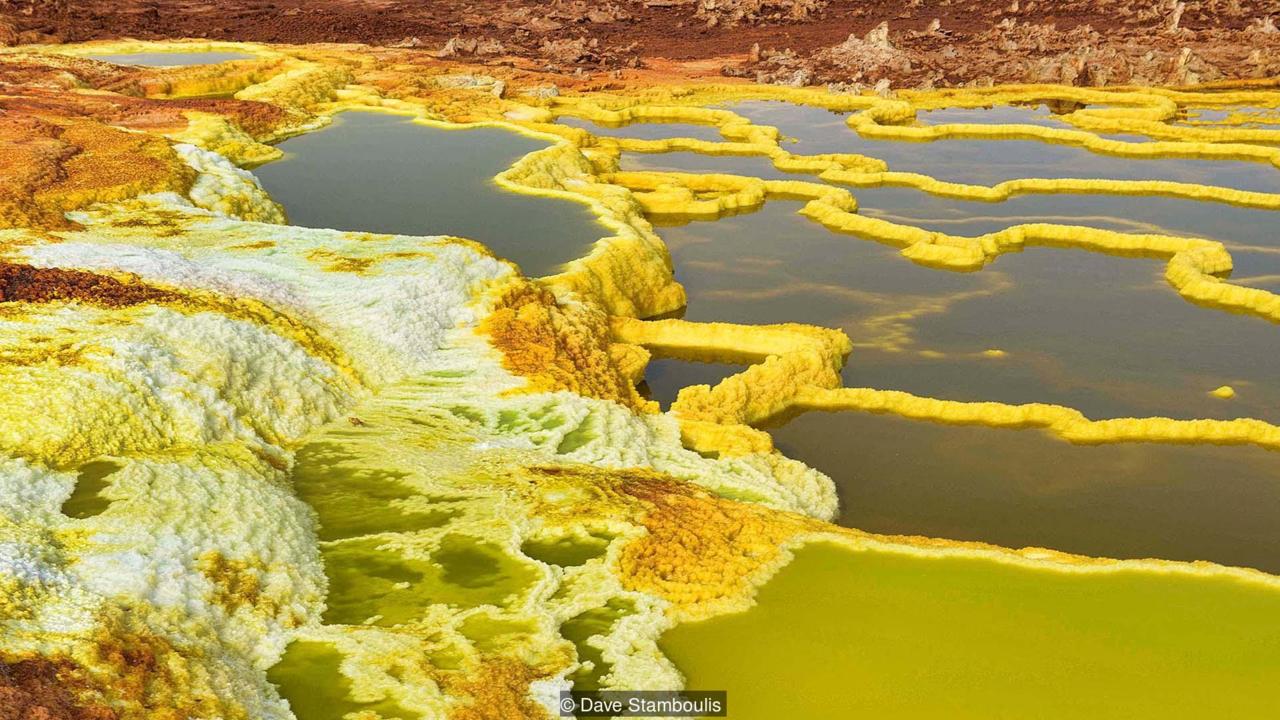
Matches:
[[0, 262, 182, 307], [0, 113, 197, 228], [3, 1, 1279, 87], [0, 658, 117, 720], [0, 52, 299, 229]]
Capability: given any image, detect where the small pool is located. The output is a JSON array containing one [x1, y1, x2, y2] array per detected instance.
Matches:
[[557, 115, 727, 143], [647, 197, 1280, 568], [914, 103, 1074, 128], [726, 100, 1280, 192], [255, 111, 607, 276], [661, 542, 1280, 720], [86, 51, 255, 66]]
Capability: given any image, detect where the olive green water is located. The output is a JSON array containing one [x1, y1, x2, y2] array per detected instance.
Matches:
[[268, 379, 548, 715], [660, 202, 1280, 423], [255, 111, 606, 276], [640, 358, 747, 409], [560, 599, 634, 691], [286, 388, 539, 629], [660, 542, 1280, 720], [774, 412, 1280, 570], [61, 459, 122, 519], [86, 51, 254, 66], [268, 641, 418, 720]]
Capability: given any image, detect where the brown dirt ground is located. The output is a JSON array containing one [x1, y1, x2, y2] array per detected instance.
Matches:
[[0, 657, 116, 720], [2, 0, 1279, 88]]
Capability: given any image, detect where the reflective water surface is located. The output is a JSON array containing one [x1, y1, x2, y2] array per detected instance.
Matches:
[[727, 100, 1280, 191], [557, 115, 726, 143], [243, 94, 1280, 716], [914, 103, 1074, 128], [661, 542, 1280, 720], [86, 51, 255, 66], [253, 104, 1280, 573], [620, 100, 1280, 570], [773, 412, 1280, 571], [256, 111, 606, 276], [660, 203, 1280, 423]]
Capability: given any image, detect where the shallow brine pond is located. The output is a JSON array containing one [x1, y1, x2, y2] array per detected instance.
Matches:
[[651, 200, 1280, 571], [255, 95, 1280, 715], [256, 111, 606, 276], [661, 542, 1280, 720], [726, 100, 1280, 192], [85, 51, 255, 65]]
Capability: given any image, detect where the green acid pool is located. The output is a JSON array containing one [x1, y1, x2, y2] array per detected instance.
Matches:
[[660, 542, 1280, 720]]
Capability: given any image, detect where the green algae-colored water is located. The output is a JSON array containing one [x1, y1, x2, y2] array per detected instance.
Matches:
[[321, 533, 537, 626], [660, 542, 1280, 720], [285, 380, 543, 630], [520, 533, 610, 567], [86, 51, 254, 66], [255, 111, 606, 276], [61, 459, 122, 519], [292, 441, 457, 542], [560, 599, 634, 690], [269, 641, 418, 720]]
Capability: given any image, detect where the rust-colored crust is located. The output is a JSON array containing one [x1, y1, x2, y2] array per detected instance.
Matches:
[[5, 1, 1280, 90], [0, 657, 118, 720], [0, 115, 195, 229], [439, 657, 553, 720], [615, 472, 824, 616], [480, 279, 655, 412], [0, 262, 183, 307]]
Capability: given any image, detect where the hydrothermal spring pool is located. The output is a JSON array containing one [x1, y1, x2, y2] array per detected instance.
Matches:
[[660, 542, 1280, 720], [245, 98, 1280, 715], [550, 101, 1280, 680], [255, 111, 606, 277], [85, 51, 256, 65], [153, 87, 1280, 716]]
